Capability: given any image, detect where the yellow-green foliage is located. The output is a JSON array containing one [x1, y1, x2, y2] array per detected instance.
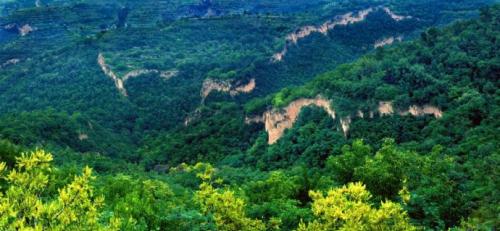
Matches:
[[297, 182, 416, 231], [0, 150, 120, 231], [191, 163, 269, 231]]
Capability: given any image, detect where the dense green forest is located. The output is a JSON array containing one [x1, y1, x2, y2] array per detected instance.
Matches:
[[0, 0, 499, 230]]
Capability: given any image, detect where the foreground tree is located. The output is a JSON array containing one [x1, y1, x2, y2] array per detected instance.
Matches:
[[297, 182, 416, 231], [190, 163, 273, 231], [0, 150, 120, 230]]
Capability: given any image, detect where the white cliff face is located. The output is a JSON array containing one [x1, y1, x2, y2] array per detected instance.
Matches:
[[247, 98, 442, 144], [98, 53, 178, 96], [272, 7, 412, 62], [246, 97, 336, 144], [232, 78, 256, 95], [201, 78, 256, 101], [374, 36, 403, 48], [1, 58, 20, 68], [376, 101, 443, 118], [378, 101, 394, 115], [19, 24, 34, 36], [160, 70, 179, 80], [404, 105, 443, 118], [78, 133, 89, 141], [382, 7, 412, 21], [201, 78, 231, 99], [98, 53, 127, 96], [4, 24, 35, 36], [339, 116, 352, 135], [272, 8, 374, 62], [185, 78, 257, 126]]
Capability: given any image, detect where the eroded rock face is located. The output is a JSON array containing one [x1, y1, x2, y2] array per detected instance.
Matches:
[[404, 105, 443, 118], [378, 101, 394, 115], [201, 78, 231, 99], [1, 58, 20, 68], [4, 24, 35, 36], [247, 98, 442, 144], [233, 78, 256, 95], [340, 116, 352, 135], [201, 78, 256, 101], [184, 108, 202, 126], [78, 133, 89, 141], [382, 7, 412, 21], [272, 7, 412, 62], [376, 101, 443, 118], [374, 36, 403, 48], [246, 97, 336, 144], [161, 70, 179, 80], [98, 53, 127, 96], [98, 53, 178, 96], [19, 24, 34, 36]]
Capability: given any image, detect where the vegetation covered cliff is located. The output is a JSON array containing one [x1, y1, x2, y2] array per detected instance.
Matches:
[[0, 1, 498, 230]]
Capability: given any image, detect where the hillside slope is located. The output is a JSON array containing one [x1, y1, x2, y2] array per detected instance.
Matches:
[[0, 1, 498, 230], [1, 0, 493, 157]]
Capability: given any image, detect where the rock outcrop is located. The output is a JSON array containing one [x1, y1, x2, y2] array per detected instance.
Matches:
[[78, 133, 89, 141], [374, 36, 403, 48], [376, 101, 443, 118], [247, 98, 442, 144], [98, 53, 178, 96], [272, 7, 412, 62], [382, 7, 412, 21], [4, 23, 35, 36], [201, 78, 256, 101], [1, 58, 20, 68], [246, 97, 336, 144], [160, 70, 179, 80]]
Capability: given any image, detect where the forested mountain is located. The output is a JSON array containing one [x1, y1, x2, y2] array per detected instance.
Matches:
[[0, 0, 498, 230]]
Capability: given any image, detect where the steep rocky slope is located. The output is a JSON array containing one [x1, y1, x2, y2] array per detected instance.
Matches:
[[98, 53, 178, 96], [272, 7, 412, 62], [247, 97, 442, 144]]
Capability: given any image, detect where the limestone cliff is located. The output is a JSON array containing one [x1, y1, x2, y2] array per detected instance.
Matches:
[[98, 53, 178, 96], [374, 36, 403, 48], [246, 97, 336, 144], [1, 58, 20, 68], [4, 23, 35, 36], [247, 98, 442, 144], [201, 78, 256, 101], [272, 7, 412, 62]]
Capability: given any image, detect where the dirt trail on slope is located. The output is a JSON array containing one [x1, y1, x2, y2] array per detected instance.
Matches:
[[247, 98, 442, 144], [98, 53, 178, 96], [272, 7, 411, 62]]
